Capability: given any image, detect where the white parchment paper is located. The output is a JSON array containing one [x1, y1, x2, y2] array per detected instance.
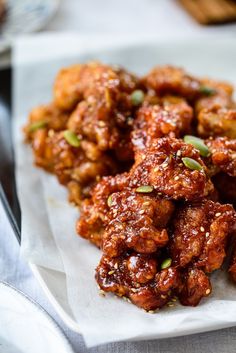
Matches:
[[13, 33, 236, 347]]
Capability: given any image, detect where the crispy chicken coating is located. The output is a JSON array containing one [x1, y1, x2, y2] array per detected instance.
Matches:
[[96, 253, 180, 311], [170, 200, 236, 272], [205, 137, 236, 177], [132, 99, 193, 151], [130, 137, 214, 201], [102, 190, 174, 257]]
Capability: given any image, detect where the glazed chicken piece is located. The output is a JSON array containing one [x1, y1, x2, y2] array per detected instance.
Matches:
[[142, 66, 201, 101], [205, 137, 236, 177], [170, 200, 236, 273], [54, 62, 138, 111], [77, 173, 130, 246], [195, 78, 234, 114], [130, 137, 214, 201], [24, 103, 69, 141], [102, 190, 175, 257], [77, 137, 213, 246], [197, 107, 236, 139], [178, 268, 212, 306], [96, 253, 181, 311], [132, 98, 193, 151], [56, 62, 138, 159], [29, 129, 117, 204]]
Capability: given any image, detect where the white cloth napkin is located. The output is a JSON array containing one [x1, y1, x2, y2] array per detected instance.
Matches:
[[12, 33, 236, 347]]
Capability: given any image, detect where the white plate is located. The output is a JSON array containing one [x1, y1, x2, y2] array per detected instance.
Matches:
[[0, 0, 59, 53], [0, 281, 74, 353]]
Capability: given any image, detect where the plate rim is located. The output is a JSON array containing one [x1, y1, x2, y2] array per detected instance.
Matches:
[[0, 280, 74, 353]]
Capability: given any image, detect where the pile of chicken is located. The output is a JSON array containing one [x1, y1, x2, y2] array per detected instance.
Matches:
[[24, 63, 236, 311]]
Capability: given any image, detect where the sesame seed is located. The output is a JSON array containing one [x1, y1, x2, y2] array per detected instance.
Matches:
[[114, 263, 118, 269], [171, 298, 177, 302], [176, 150, 182, 157], [174, 176, 180, 181], [168, 303, 174, 307], [148, 310, 155, 314], [162, 163, 168, 168], [143, 201, 151, 206], [200, 226, 205, 232], [139, 210, 145, 215], [215, 212, 221, 217], [206, 232, 210, 237], [98, 121, 106, 127], [161, 295, 166, 299], [99, 290, 105, 296], [108, 270, 115, 275], [131, 288, 137, 293], [206, 289, 211, 295], [48, 129, 55, 137]]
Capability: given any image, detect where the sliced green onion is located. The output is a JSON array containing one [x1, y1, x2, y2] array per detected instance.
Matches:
[[29, 120, 47, 132], [135, 185, 154, 193], [161, 258, 172, 270], [107, 194, 113, 207], [199, 85, 216, 96], [182, 157, 203, 171], [131, 90, 144, 106], [63, 130, 80, 147], [184, 135, 211, 157]]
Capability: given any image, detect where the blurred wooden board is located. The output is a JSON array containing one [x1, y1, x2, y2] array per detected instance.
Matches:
[[179, 0, 236, 24]]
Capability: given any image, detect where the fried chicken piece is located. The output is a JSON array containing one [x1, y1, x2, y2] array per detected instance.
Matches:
[[142, 66, 201, 101], [213, 173, 236, 205], [77, 173, 130, 246], [205, 137, 236, 177], [29, 129, 117, 203], [178, 268, 211, 306], [130, 137, 214, 201], [195, 78, 234, 114], [24, 103, 69, 141], [170, 200, 236, 272], [61, 64, 138, 160], [96, 253, 180, 311], [132, 99, 193, 151], [54, 62, 138, 111], [197, 107, 236, 139], [102, 190, 174, 257]]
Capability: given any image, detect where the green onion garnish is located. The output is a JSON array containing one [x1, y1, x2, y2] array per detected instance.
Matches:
[[199, 86, 216, 96], [182, 157, 203, 171], [161, 258, 172, 270], [184, 135, 211, 157], [29, 120, 47, 132], [135, 185, 154, 193], [63, 130, 80, 147], [131, 90, 144, 106]]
